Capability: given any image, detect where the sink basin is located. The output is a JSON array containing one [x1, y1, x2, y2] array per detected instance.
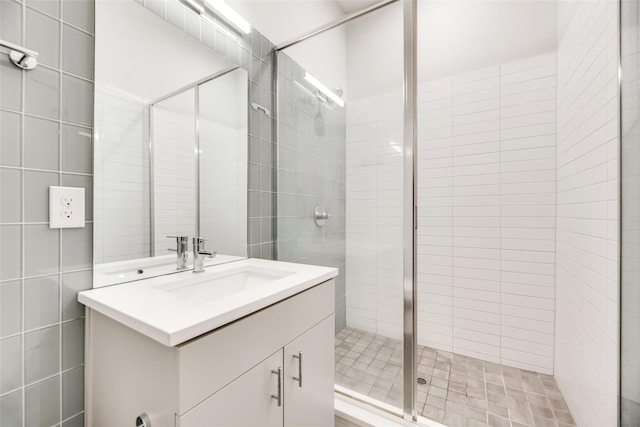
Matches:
[[78, 258, 339, 346], [155, 266, 295, 301]]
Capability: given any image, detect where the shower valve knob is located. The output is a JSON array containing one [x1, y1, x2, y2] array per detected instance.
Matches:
[[314, 206, 330, 226]]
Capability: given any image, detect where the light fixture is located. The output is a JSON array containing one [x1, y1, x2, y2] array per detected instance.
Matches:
[[304, 72, 345, 108], [181, 0, 204, 14], [203, 0, 251, 34]]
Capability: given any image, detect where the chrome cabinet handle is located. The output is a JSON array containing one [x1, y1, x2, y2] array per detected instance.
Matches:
[[271, 367, 282, 407], [292, 352, 303, 387]]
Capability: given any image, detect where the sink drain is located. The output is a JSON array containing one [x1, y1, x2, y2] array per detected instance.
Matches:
[[417, 377, 428, 385], [137, 269, 144, 274]]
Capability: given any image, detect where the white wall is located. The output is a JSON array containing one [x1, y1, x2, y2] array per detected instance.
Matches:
[[555, 0, 619, 425], [152, 89, 198, 256], [94, 86, 151, 264]]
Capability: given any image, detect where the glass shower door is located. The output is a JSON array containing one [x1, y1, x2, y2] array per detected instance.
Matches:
[[275, 1, 407, 414]]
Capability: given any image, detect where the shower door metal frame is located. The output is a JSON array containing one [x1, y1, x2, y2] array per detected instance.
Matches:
[[274, 0, 419, 422], [403, 0, 418, 421]]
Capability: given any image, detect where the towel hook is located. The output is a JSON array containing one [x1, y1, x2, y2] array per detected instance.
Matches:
[[0, 39, 39, 70]]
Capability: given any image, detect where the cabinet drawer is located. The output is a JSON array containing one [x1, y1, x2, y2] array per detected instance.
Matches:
[[176, 279, 335, 414]]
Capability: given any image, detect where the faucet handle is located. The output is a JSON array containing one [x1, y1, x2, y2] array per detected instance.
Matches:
[[168, 235, 188, 251], [193, 237, 206, 252]]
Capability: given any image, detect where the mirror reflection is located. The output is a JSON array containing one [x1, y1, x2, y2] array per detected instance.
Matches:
[[93, 0, 248, 286]]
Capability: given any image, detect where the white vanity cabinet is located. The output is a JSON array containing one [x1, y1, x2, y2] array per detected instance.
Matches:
[[85, 279, 335, 427]]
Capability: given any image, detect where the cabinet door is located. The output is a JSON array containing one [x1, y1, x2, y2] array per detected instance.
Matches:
[[179, 350, 284, 427], [284, 315, 335, 427]]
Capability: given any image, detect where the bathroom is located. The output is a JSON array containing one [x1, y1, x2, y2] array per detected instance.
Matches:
[[0, 0, 639, 425]]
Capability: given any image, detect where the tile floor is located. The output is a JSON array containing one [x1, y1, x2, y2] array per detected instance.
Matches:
[[335, 327, 576, 427]]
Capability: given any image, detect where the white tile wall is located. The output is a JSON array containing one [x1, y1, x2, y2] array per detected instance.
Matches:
[[152, 89, 197, 256], [345, 92, 404, 340], [555, 0, 619, 425], [417, 52, 557, 374], [94, 85, 151, 263]]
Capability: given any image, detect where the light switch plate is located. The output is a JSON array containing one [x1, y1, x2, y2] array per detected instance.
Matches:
[[49, 186, 85, 228]]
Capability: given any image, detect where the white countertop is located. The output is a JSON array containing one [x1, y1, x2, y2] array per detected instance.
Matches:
[[79, 258, 338, 347]]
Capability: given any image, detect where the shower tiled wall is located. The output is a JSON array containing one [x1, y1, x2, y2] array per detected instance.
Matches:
[[0, 0, 94, 425], [555, 0, 619, 425], [417, 53, 557, 374], [276, 52, 347, 331], [345, 53, 558, 373], [137, 0, 278, 259]]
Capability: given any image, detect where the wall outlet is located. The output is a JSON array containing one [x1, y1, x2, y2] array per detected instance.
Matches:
[[49, 186, 85, 228]]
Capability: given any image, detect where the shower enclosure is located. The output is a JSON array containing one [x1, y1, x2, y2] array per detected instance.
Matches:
[[274, 0, 409, 414], [273, 0, 627, 425]]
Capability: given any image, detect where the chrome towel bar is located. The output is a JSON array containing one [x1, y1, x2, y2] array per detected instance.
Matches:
[[0, 39, 39, 70]]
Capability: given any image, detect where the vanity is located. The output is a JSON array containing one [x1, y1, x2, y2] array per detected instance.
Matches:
[[85, 1, 340, 425], [79, 259, 338, 427]]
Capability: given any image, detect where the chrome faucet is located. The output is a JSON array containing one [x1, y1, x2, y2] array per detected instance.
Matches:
[[167, 236, 189, 270], [193, 237, 216, 273]]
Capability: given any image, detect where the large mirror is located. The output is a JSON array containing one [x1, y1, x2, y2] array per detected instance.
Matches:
[[93, 0, 248, 286]]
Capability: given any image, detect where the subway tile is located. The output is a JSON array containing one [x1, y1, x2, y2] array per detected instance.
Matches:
[[62, 413, 84, 427], [24, 274, 60, 329], [0, 167, 21, 223], [25, 325, 60, 384], [0, 110, 21, 167], [24, 170, 59, 222], [0, 390, 23, 427], [62, 319, 83, 370], [24, 224, 59, 276], [62, 0, 94, 33], [62, 366, 84, 419], [62, 24, 94, 79], [0, 55, 23, 111], [1, 0, 23, 44], [62, 74, 93, 126], [25, 375, 60, 427], [0, 225, 22, 280], [0, 280, 21, 337], [61, 269, 91, 321], [27, 0, 61, 18], [61, 224, 92, 271], [26, 7, 60, 68], [25, 66, 60, 120], [24, 116, 60, 170], [62, 124, 92, 173], [0, 335, 22, 394]]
